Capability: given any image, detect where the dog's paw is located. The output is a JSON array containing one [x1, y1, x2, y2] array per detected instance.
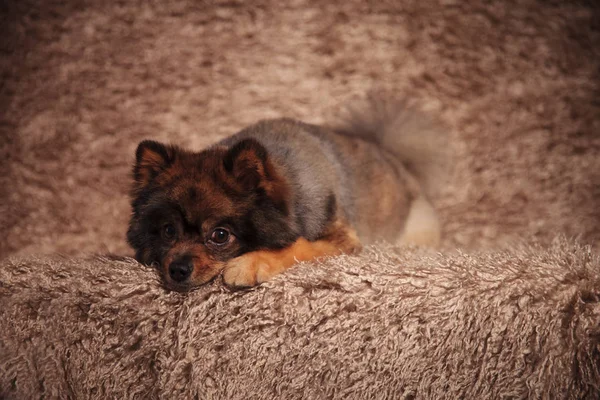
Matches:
[[223, 251, 282, 288]]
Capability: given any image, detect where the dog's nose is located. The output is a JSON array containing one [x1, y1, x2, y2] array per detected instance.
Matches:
[[169, 257, 193, 282]]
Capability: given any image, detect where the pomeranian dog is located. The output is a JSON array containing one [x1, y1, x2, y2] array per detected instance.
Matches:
[[127, 94, 449, 289]]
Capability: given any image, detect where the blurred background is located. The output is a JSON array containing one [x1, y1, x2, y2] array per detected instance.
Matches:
[[1, 0, 599, 259]]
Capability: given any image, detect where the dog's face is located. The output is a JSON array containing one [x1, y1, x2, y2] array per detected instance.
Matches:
[[127, 138, 297, 289]]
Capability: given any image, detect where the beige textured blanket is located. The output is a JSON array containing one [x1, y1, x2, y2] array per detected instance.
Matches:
[[1, 0, 599, 398], [2, 241, 599, 399]]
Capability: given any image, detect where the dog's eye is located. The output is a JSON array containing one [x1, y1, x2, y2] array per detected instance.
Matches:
[[163, 224, 176, 240], [209, 228, 230, 245]]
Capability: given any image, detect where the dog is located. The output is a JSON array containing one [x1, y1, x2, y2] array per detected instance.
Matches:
[[127, 94, 449, 289]]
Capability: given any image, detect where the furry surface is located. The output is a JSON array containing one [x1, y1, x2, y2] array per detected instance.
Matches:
[[1, 239, 599, 399], [1, 0, 599, 259], [1, 1, 599, 398]]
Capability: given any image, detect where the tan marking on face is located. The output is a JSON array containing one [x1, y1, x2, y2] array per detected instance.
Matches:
[[162, 242, 225, 287]]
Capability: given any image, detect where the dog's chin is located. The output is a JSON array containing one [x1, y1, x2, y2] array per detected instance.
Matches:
[[161, 269, 222, 292], [163, 280, 200, 293]]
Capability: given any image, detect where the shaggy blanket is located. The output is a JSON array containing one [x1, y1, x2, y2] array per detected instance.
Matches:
[[1, 241, 599, 399], [1, 0, 600, 399]]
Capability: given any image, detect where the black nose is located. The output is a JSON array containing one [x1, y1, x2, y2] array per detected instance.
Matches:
[[169, 257, 193, 282]]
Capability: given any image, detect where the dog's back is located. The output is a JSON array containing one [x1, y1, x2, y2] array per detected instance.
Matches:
[[219, 95, 449, 246]]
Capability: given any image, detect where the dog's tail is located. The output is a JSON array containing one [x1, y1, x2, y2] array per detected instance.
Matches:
[[333, 92, 451, 199]]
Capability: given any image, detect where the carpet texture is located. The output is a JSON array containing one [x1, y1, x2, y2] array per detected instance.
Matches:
[[1, 240, 599, 399], [1, 1, 600, 399]]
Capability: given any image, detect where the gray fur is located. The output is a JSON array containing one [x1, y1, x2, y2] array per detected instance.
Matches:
[[218, 119, 349, 241], [217, 102, 438, 245]]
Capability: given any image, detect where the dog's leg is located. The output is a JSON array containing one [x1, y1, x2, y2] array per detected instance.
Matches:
[[223, 219, 361, 287]]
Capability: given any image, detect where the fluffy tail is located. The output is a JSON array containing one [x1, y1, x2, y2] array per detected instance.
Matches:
[[333, 92, 451, 199]]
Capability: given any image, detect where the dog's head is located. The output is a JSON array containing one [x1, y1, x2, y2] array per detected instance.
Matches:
[[127, 138, 296, 289]]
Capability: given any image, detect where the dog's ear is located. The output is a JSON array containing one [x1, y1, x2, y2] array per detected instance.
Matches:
[[133, 140, 175, 188], [223, 138, 290, 212], [223, 138, 274, 191]]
